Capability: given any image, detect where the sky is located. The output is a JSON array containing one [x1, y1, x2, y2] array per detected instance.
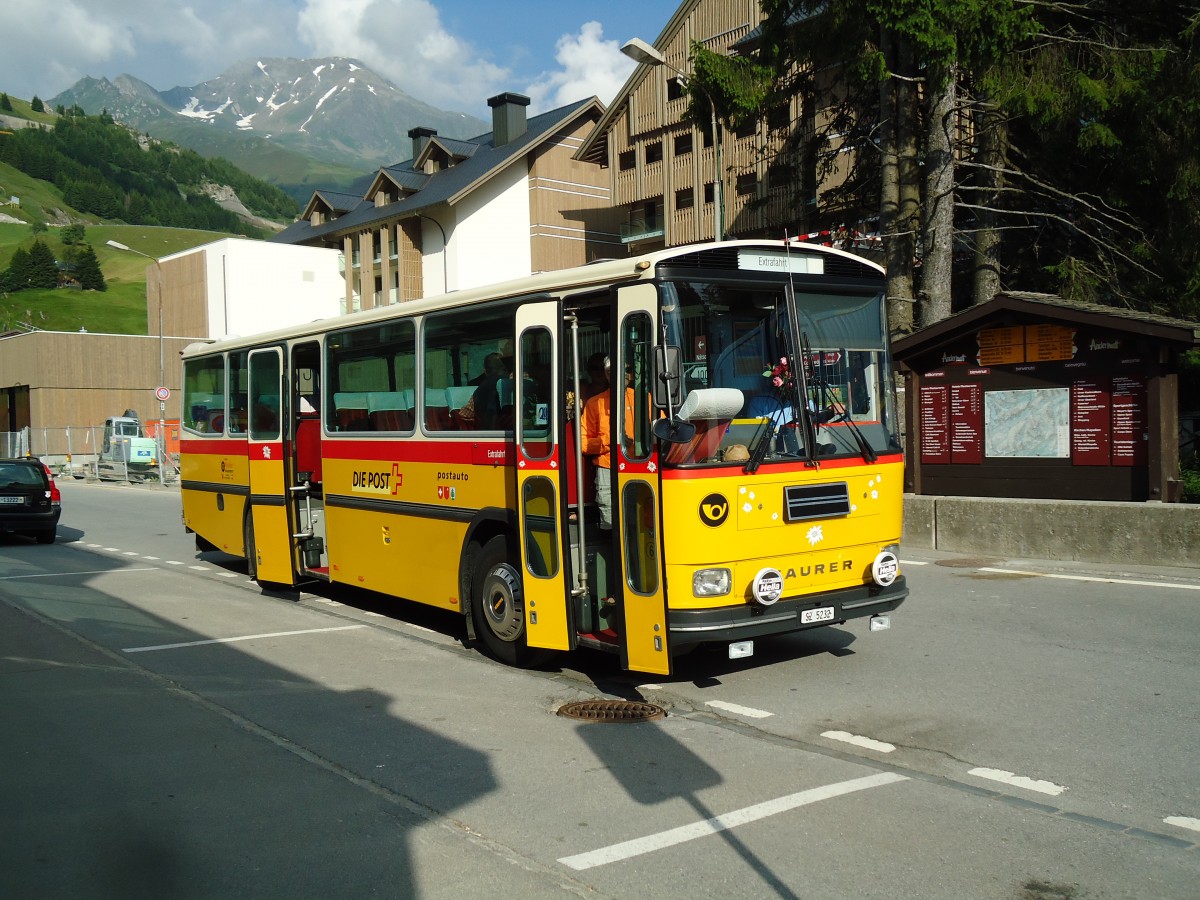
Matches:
[[0, 0, 680, 117]]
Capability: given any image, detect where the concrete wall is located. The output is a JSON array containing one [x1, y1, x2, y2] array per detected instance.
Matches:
[[903, 495, 1199, 569]]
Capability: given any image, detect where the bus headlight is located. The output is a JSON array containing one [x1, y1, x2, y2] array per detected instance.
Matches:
[[871, 546, 900, 587], [693, 568, 732, 597]]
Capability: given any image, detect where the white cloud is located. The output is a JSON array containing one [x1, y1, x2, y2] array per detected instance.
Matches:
[[0, 0, 135, 98], [523, 21, 635, 113], [297, 0, 509, 111]]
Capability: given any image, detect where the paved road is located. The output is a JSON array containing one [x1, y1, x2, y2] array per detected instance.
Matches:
[[2, 480, 1198, 899]]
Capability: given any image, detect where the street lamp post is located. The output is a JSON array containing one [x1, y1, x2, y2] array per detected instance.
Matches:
[[105, 240, 166, 483], [620, 37, 724, 242]]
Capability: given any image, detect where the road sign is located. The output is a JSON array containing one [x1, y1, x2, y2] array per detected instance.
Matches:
[[155, 387, 170, 401]]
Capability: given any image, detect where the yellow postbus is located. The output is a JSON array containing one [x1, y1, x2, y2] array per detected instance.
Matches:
[[179, 240, 907, 675]]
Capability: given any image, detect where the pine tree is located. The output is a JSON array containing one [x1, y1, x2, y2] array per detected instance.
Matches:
[[30, 95, 44, 113], [25, 240, 58, 289], [0, 93, 12, 112], [75, 245, 107, 291]]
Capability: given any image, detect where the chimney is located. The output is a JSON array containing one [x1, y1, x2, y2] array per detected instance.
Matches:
[[408, 126, 437, 161], [488, 92, 531, 147]]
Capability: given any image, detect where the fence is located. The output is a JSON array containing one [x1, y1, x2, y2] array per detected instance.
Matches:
[[2, 424, 178, 484]]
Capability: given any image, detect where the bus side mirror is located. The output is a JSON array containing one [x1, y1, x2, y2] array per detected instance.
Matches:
[[653, 345, 683, 410]]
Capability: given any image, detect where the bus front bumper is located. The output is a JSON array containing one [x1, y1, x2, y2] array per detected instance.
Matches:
[[667, 576, 908, 648]]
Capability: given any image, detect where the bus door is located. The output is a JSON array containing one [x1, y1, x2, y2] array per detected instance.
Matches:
[[514, 302, 573, 652], [246, 347, 295, 584], [615, 284, 671, 675], [290, 340, 328, 578]]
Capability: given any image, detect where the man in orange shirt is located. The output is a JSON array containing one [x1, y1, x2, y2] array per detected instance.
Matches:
[[581, 357, 634, 532]]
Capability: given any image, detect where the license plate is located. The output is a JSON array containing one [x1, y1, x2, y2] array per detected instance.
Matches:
[[800, 606, 835, 624], [0, 496, 23, 505]]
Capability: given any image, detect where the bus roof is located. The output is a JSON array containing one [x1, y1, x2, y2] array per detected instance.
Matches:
[[181, 239, 883, 359]]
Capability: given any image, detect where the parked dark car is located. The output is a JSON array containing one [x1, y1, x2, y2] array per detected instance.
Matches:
[[0, 458, 61, 544]]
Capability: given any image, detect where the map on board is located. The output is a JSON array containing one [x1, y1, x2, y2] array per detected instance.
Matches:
[[984, 388, 1070, 458]]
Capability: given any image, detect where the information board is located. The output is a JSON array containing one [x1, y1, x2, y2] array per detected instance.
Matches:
[[920, 385, 950, 464], [1070, 378, 1110, 466], [1110, 375, 1147, 466], [949, 383, 983, 463]]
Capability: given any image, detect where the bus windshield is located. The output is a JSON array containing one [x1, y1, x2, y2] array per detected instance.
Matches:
[[658, 278, 901, 467]]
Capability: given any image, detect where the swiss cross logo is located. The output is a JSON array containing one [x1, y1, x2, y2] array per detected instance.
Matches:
[[261, 446, 272, 460]]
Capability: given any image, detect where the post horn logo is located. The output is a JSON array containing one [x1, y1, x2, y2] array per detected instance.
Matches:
[[698, 493, 729, 527]]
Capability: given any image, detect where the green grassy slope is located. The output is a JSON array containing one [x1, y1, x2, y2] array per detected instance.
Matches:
[[0, 222, 225, 334]]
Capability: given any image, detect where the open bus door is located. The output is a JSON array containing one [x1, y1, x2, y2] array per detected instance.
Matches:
[[514, 302, 573, 652], [615, 284, 671, 675], [246, 347, 295, 585]]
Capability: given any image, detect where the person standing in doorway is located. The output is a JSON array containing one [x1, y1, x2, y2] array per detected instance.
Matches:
[[581, 357, 634, 532]]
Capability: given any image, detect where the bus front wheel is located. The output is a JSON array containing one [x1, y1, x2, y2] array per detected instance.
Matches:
[[471, 535, 546, 667]]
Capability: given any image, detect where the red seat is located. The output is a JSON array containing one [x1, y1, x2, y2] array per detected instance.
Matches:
[[296, 418, 322, 483]]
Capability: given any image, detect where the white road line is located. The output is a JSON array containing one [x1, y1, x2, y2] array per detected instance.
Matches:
[[902, 560, 929, 566], [142, 556, 159, 560], [103, 547, 120, 552], [968, 767, 1067, 796], [165, 561, 184, 566], [558, 772, 908, 870], [123, 625, 366, 653], [822, 730, 896, 753], [1163, 816, 1200, 833], [122, 551, 139, 556], [705, 700, 773, 719], [188, 565, 208, 571], [978, 567, 1200, 592], [218, 572, 239, 578], [0, 567, 157, 580]]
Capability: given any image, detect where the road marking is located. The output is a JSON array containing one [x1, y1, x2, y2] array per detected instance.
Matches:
[[822, 730, 896, 753], [103, 547, 120, 552], [123, 625, 366, 653], [705, 700, 773, 719], [0, 567, 157, 580], [123, 551, 139, 556], [979, 568, 1200, 592], [165, 561, 184, 566], [1164, 816, 1200, 833], [188, 565, 208, 571], [142, 555, 159, 560], [902, 559, 929, 566], [218, 572, 239, 578], [558, 772, 908, 870], [968, 767, 1067, 796]]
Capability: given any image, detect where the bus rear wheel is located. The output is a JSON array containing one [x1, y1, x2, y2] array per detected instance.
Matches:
[[471, 535, 550, 668]]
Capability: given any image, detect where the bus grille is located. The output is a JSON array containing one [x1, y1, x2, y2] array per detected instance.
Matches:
[[785, 482, 851, 522]]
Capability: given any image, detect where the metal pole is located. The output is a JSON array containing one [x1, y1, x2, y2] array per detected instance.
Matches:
[[710, 104, 723, 241]]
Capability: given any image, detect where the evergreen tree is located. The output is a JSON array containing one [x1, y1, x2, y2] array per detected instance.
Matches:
[[30, 95, 44, 113], [61, 224, 85, 245], [0, 93, 12, 112], [74, 245, 107, 291], [25, 240, 58, 289], [5, 247, 31, 290]]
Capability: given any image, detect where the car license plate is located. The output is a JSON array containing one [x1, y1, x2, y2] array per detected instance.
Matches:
[[0, 496, 23, 505], [800, 606, 835, 624]]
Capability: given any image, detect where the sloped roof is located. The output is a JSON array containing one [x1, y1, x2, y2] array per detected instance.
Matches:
[[300, 189, 368, 222], [892, 292, 1200, 361], [274, 97, 603, 246]]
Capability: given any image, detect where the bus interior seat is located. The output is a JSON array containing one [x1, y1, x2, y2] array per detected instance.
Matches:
[[295, 417, 322, 482], [368, 390, 414, 431], [333, 392, 369, 431], [445, 385, 476, 430], [425, 388, 452, 431]]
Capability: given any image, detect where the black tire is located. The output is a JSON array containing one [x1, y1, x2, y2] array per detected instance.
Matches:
[[470, 535, 553, 668], [34, 529, 56, 545], [244, 516, 258, 581]]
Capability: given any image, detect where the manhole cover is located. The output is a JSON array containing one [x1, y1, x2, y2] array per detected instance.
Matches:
[[557, 700, 667, 723]]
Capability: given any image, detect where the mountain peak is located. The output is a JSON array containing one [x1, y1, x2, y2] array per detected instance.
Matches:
[[51, 58, 489, 202]]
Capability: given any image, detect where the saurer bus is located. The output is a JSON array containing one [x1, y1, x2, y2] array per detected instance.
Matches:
[[179, 240, 907, 675]]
